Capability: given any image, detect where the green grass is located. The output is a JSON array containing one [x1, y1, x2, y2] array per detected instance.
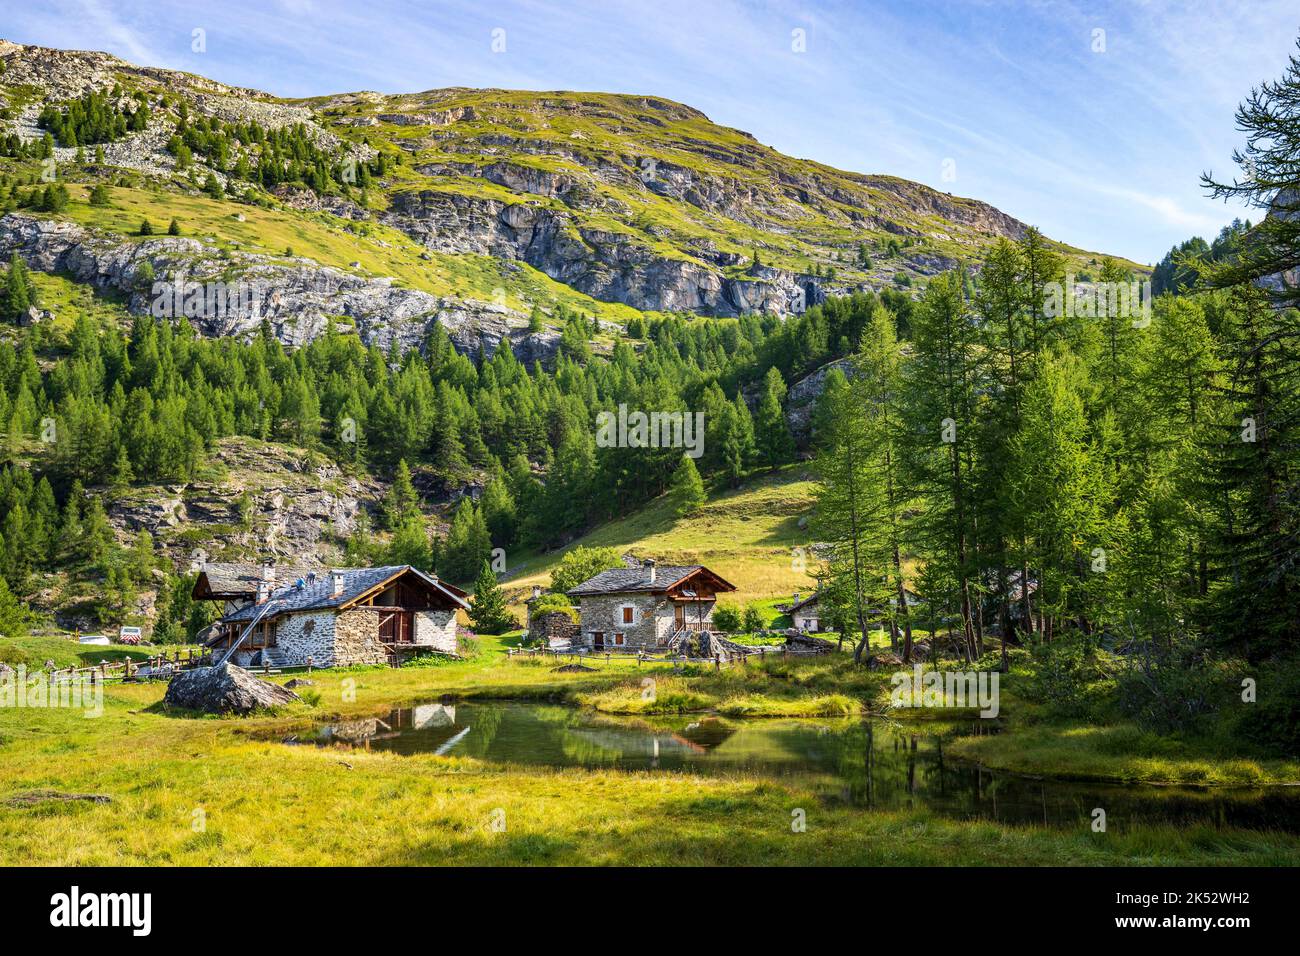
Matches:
[[503, 466, 820, 611], [50, 184, 652, 325], [947, 719, 1300, 787], [1, 630, 1297, 864], [0, 632, 155, 670]]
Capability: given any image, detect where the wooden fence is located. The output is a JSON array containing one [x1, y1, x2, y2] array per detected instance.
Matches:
[[505, 644, 782, 669], [42, 648, 212, 684]]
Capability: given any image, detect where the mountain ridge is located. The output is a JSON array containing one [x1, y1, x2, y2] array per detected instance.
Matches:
[[0, 36, 1144, 353]]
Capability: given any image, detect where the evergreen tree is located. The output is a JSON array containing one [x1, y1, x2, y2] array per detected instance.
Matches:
[[468, 559, 517, 635], [755, 366, 794, 467], [668, 453, 705, 516], [382, 459, 420, 530]]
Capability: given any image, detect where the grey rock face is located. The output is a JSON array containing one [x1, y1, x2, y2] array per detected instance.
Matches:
[[385, 189, 812, 316], [784, 357, 855, 442], [0, 213, 560, 364], [105, 437, 384, 567], [163, 663, 300, 714]]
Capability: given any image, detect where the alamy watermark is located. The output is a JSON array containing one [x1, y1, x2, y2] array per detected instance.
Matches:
[[1044, 274, 1152, 328], [1, 665, 103, 718], [150, 274, 275, 321], [596, 403, 704, 459], [889, 664, 1000, 718]]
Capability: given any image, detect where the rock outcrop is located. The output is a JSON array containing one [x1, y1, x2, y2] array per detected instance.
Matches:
[[105, 436, 384, 567], [163, 663, 299, 714], [0, 214, 559, 362]]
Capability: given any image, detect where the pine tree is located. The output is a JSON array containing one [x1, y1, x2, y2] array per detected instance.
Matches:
[[441, 498, 491, 583], [755, 367, 793, 468], [386, 516, 431, 570], [468, 559, 517, 635], [383, 459, 420, 530], [813, 345, 889, 663], [902, 271, 982, 660], [668, 453, 705, 516], [1200, 37, 1300, 309], [3, 252, 33, 321]]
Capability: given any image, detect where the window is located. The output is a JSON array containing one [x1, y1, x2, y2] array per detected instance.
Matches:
[[621, 606, 635, 624], [614, 633, 625, 646]]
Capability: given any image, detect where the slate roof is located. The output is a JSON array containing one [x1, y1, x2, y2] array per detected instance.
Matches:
[[193, 562, 319, 598], [788, 592, 821, 614], [222, 566, 468, 623], [567, 565, 738, 597]]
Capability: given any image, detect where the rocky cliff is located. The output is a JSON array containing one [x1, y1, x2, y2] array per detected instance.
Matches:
[[0, 213, 559, 362], [0, 37, 1130, 347]]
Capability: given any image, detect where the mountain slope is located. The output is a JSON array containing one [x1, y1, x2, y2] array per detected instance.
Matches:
[[0, 38, 1142, 357]]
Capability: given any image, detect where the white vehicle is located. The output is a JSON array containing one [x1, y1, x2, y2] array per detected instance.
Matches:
[[118, 626, 143, 643]]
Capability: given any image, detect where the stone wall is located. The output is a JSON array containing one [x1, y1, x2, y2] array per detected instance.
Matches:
[[574, 595, 717, 649], [275, 610, 338, 666], [413, 609, 458, 654], [530, 610, 578, 647], [575, 594, 664, 648], [333, 607, 390, 666]]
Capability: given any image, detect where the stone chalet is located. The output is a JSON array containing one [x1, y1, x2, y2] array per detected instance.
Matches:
[[565, 559, 736, 651], [194, 562, 469, 668], [785, 587, 925, 633], [786, 591, 823, 632]]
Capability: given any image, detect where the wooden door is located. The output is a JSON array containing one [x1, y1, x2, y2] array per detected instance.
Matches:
[[674, 604, 685, 626], [380, 611, 413, 643], [593, 631, 605, 649]]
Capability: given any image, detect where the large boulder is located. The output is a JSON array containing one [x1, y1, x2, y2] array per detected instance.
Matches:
[[163, 663, 299, 715], [785, 633, 837, 656]]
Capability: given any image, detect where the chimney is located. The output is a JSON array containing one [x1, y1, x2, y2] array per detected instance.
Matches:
[[256, 580, 271, 604], [531, 585, 542, 600], [793, 592, 801, 604], [643, 558, 656, 584], [261, 559, 276, 586], [331, 570, 346, 596]]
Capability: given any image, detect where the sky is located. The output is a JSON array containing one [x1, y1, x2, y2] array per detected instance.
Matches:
[[2, 0, 1296, 264]]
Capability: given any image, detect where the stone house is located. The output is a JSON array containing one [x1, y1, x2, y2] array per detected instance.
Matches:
[[787, 591, 822, 632], [565, 559, 736, 651], [786, 587, 924, 633], [524, 585, 579, 647], [194, 563, 469, 668]]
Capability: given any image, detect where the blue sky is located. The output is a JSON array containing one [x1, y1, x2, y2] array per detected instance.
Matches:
[[4, 0, 1297, 263]]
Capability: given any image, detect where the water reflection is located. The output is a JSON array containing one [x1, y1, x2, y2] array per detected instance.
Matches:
[[297, 701, 1300, 832]]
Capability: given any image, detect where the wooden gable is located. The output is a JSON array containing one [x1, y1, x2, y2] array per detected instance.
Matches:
[[663, 566, 737, 601], [340, 567, 467, 611]]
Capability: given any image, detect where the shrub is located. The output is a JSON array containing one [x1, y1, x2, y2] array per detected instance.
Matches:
[[1230, 656, 1300, 756], [1116, 646, 1240, 735], [741, 602, 765, 634], [530, 592, 577, 622], [1025, 634, 1115, 719], [713, 602, 742, 632]]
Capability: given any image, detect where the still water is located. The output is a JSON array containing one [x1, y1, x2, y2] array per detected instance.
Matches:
[[294, 700, 1300, 832]]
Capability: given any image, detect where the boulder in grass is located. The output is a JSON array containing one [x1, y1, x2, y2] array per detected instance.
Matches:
[[865, 651, 905, 670], [164, 663, 299, 715]]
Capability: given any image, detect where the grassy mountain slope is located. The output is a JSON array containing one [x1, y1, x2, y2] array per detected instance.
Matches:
[[502, 466, 819, 613]]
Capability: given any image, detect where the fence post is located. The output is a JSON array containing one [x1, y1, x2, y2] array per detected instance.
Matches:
[[307, 656, 313, 674]]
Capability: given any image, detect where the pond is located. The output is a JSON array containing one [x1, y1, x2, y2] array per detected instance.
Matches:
[[292, 701, 1300, 832]]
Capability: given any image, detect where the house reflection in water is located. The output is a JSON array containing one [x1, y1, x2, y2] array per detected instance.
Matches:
[[314, 704, 457, 749]]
